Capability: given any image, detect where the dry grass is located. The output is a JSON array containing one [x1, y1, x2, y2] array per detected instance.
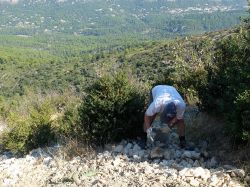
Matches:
[[185, 106, 250, 184], [55, 136, 96, 161]]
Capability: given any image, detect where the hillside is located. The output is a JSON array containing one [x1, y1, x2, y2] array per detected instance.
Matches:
[[0, 0, 247, 37], [0, 121, 248, 186], [0, 27, 249, 187], [0, 1, 249, 186]]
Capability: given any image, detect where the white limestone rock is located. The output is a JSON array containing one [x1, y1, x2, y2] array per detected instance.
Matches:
[[193, 160, 200, 167], [193, 167, 211, 180], [209, 157, 218, 168], [230, 169, 245, 178], [163, 150, 172, 160], [190, 178, 200, 187], [132, 143, 141, 154], [43, 156, 53, 166], [114, 145, 123, 153]]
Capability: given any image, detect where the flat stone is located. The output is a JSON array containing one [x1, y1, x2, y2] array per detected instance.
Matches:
[[125, 143, 133, 150], [231, 169, 245, 178], [104, 144, 113, 151], [133, 154, 141, 161], [179, 168, 190, 177], [199, 140, 208, 150], [209, 174, 220, 187], [245, 175, 250, 183], [209, 157, 218, 168], [191, 152, 201, 159], [172, 163, 184, 171], [193, 167, 211, 180], [187, 158, 194, 165], [150, 147, 164, 159], [223, 165, 236, 170], [201, 150, 209, 158], [137, 150, 145, 157], [182, 151, 200, 160], [193, 160, 200, 167], [163, 150, 171, 160], [179, 160, 189, 168], [175, 150, 182, 158], [182, 151, 192, 158], [43, 157, 52, 166], [30, 148, 50, 159], [132, 144, 141, 153], [114, 145, 123, 153]]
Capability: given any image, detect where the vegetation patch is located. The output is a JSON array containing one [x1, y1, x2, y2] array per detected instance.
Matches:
[[78, 70, 147, 145], [0, 92, 80, 154]]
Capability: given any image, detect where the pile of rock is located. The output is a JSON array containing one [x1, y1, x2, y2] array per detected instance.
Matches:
[[0, 128, 247, 187]]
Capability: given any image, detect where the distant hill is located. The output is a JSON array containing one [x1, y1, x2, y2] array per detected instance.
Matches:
[[0, 0, 248, 38]]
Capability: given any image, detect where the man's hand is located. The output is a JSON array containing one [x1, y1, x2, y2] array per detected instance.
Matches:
[[144, 114, 157, 132], [169, 117, 177, 128], [146, 127, 154, 142]]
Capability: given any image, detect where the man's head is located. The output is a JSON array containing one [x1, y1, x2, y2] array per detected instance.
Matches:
[[160, 102, 177, 124]]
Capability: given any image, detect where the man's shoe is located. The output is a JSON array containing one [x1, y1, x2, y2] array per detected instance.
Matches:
[[180, 141, 195, 151], [179, 139, 186, 149]]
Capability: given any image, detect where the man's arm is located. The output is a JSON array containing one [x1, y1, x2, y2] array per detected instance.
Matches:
[[143, 113, 157, 132]]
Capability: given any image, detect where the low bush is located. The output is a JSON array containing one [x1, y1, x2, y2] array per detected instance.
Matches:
[[0, 92, 80, 154], [1, 101, 56, 153], [228, 90, 250, 142], [78, 71, 147, 145], [198, 26, 250, 142]]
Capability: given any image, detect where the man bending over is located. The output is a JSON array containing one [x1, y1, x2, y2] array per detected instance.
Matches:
[[144, 85, 186, 148]]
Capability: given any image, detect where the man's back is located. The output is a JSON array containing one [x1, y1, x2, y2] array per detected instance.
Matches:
[[152, 85, 184, 104]]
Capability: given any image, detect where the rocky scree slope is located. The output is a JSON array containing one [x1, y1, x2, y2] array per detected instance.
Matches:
[[0, 121, 248, 187]]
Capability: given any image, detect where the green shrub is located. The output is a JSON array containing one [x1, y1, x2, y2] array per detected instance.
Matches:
[[197, 27, 250, 142], [60, 101, 81, 138], [78, 71, 147, 145], [228, 90, 250, 142], [1, 101, 56, 153], [0, 92, 80, 154]]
